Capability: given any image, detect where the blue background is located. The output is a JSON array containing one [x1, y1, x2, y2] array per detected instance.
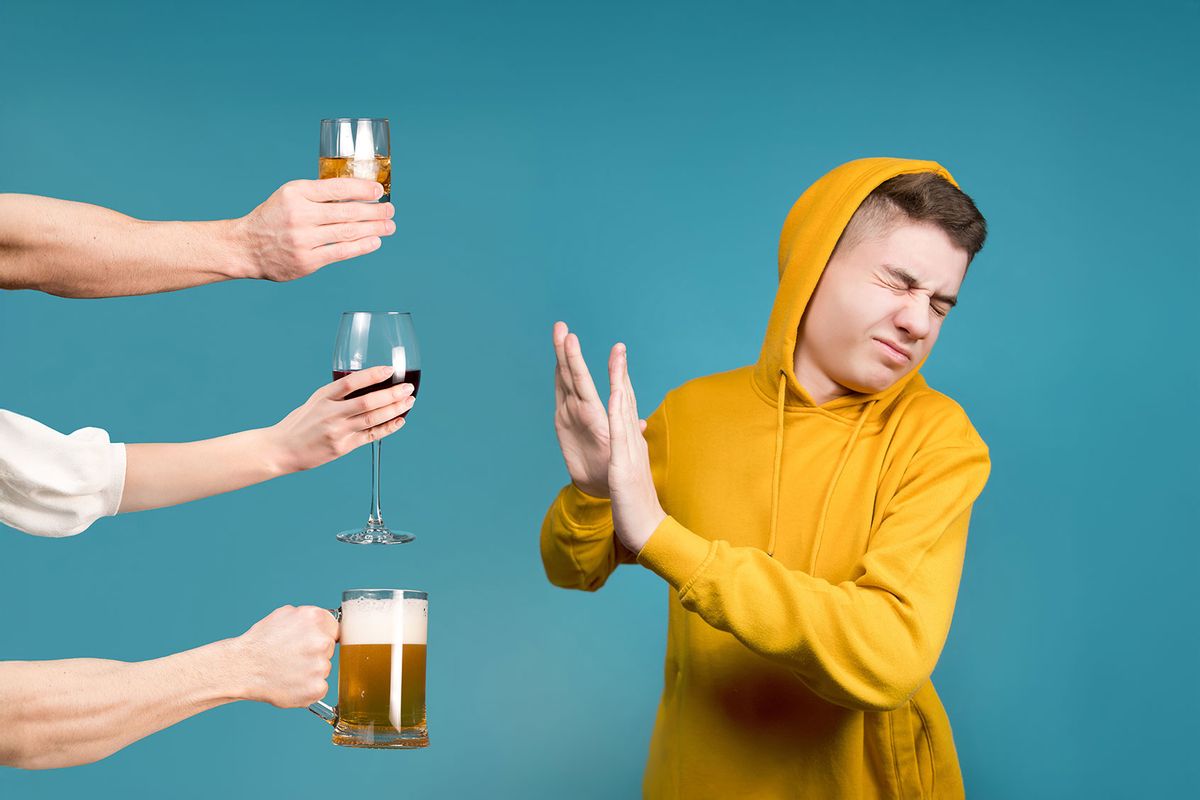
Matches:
[[2, 0, 1197, 797]]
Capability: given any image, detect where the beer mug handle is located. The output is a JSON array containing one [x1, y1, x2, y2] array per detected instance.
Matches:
[[308, 606, 342, 726]]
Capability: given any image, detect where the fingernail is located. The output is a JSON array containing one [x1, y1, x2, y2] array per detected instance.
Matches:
[[385, 220, 396, 234]]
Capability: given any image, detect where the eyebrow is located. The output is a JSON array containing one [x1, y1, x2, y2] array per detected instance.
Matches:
[[882, 264, 958, 308]]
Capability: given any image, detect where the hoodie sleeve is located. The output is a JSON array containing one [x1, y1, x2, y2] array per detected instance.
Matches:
[[635, 441, 990, 712], [540, 401, 668, 591], [0, 409, 127, 538]]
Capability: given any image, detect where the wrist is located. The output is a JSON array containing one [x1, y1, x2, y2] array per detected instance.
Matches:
[[194, 637, 257, 704], [248, 426, 296, 478], [628, 506, 667, 555], [570, 479, 610, 500], [221, 216, 260, 280]]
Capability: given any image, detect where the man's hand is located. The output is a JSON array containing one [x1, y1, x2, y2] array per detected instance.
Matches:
[[234, 605, 339, 709], [553, 321, 647, 498], [607, 343, 666, 554], [266, 365, 415, 474], [234, 178, 396, 282]]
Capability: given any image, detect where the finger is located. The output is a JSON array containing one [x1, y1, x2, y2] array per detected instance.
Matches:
[[346, 382, 414, 415], [310, 219, 396, 246], [553, 322, 574, 399], [300, 177, 384, 202], [621, 345, 640, 423], [616, 345, 638, 448], [640, 419, 648, 433], [325, 364, 395, 399], [359, 414, 406, 446], [351, 394, 415, 429], [565, 332, 602, 404], [310, 236, 383, 269], [607, 345, 627, 449], [317, 200, 395, 224]]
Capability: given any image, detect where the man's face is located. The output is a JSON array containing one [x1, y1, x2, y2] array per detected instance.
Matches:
[[794, 222, 969, 402]]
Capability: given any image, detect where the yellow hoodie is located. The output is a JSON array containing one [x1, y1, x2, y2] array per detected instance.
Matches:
[[541, 157, 991, 799]]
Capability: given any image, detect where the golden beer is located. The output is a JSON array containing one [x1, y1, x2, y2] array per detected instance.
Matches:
[[337, 643, 428, 736]]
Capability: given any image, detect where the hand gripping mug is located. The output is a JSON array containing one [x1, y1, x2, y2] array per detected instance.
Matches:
[[309, 589, 428, 748]]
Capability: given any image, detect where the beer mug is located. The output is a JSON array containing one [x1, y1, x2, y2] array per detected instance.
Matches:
[[309, 589, 428, 748]]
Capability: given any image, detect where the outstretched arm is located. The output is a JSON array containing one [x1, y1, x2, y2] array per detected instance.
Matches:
[[119, 366, 414, 513], [0, 178, 394, 298], [0, 605, 337, 770]]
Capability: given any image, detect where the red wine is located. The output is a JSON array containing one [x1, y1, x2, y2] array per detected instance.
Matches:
[[333, 369, 422, 417]]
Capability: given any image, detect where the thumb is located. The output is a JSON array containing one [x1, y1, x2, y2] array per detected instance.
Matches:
[[639, 419, 648, 433]]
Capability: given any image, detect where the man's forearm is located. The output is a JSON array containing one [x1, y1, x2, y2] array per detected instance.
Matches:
[[0, 194, 252, 298], [0, 639, 249, 769], [120, 428, 287, 514]]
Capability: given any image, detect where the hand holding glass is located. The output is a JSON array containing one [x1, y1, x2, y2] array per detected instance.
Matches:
[[333, 311, 422, 544]]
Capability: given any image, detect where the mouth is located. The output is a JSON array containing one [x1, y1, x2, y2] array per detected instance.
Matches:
[[874, 338, 912, 364]]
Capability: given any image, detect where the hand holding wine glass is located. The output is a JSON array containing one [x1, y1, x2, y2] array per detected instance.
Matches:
[[267, 366, 414, 473]]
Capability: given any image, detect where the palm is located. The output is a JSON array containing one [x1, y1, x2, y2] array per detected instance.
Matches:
[[553, 323, 613, 497], [555, 392, 610, 495]]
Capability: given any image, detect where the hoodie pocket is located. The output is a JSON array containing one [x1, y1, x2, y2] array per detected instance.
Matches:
[[891, 699, 935, 798]]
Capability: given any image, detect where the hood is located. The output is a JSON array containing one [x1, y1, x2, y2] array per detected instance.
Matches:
[[755, 157, 962, 559], [752, 156, 961, 418]]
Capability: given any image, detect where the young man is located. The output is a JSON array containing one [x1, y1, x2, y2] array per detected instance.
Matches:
[[543, 157, 990, 798]]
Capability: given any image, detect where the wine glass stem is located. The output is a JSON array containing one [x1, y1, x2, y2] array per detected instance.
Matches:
[[367, 440, 385, 529]]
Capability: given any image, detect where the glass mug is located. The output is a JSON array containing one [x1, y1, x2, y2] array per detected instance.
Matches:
[[309, 589, 428, 748]]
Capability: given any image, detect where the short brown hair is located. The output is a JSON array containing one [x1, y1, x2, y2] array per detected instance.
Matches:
[[834, 172, 988, 264]]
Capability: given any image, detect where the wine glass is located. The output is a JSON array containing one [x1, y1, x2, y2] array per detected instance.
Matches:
[[332, 311, 421, 544], [319, 118, 391, 202]]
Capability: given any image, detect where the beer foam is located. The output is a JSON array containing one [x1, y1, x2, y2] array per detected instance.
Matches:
[[340, 596, 427, 645]]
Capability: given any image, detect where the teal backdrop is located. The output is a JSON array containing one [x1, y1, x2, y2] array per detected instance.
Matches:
[[2, 0, 1196, 797]]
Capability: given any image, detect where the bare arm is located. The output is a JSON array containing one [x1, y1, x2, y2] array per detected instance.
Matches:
[[0, 605, 337, 770], [0, 179, 394, 298], [118, 366, 414, 513]]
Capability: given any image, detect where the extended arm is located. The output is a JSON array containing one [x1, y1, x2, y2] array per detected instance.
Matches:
[[0, 179, 393, 298], [0, 605, 337, 770], [1, 367, 414, 536], [119, 366, 414, 513]]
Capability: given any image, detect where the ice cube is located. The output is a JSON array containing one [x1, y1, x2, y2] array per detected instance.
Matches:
[[354, 119, 375, 161]]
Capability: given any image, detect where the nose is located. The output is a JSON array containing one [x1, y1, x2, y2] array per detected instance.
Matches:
[[893, 294, 932, 341]]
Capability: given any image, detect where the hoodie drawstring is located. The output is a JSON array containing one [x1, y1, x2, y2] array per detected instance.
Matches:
[[768, 371, 876, 569], [767, 373, 787, 556]]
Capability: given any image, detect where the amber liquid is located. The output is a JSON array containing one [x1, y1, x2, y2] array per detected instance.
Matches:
[[338, 644, 427, 735], [318, 155, 391, 201]]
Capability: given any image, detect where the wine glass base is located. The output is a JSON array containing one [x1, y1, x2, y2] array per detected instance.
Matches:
[[336, 528, 415, 545]]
